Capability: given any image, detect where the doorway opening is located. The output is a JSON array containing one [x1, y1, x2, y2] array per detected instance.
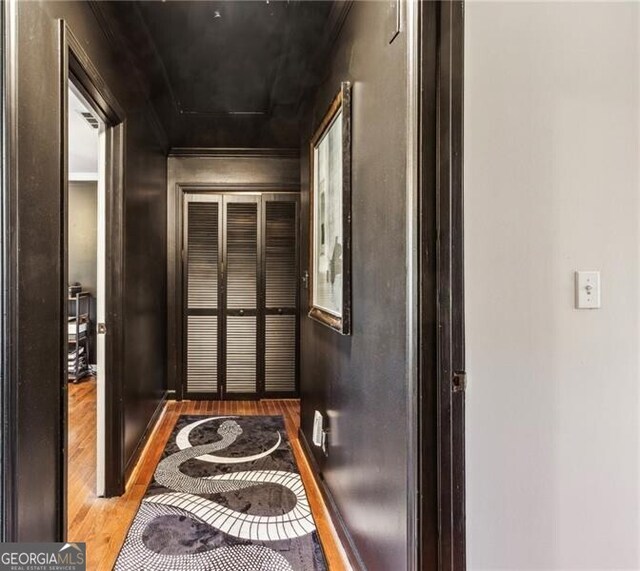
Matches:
[[66, 80, 106, 524], [62, 25, 127, 539]]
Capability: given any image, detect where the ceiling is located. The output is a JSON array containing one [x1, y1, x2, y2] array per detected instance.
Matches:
[[104, 0, 337, 148]]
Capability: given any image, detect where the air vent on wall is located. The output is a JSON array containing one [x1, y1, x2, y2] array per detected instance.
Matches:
[[79, 110, 99, 130]]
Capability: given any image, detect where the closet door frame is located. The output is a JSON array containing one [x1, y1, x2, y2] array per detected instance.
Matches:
[[177, 187, 300, 401]]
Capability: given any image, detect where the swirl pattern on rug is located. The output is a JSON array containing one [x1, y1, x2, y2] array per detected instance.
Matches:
[[114, 415, 327, 571]]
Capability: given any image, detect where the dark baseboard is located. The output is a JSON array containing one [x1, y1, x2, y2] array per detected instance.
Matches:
[[298, 429, 366, 571], [166, 389, 177, 400], [124, 391, 168, 482]]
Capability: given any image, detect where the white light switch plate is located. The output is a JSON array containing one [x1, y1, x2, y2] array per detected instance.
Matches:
[[575, 271, 601, 309]]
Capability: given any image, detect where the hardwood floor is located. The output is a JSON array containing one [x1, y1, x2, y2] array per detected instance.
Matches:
[[67, 384, 350, 570]]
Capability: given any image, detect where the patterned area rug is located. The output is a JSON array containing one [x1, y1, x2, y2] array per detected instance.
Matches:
[[115, 415, 327, 571]]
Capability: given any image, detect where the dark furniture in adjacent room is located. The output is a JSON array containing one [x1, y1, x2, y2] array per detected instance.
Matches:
[[68, 291, 91, 382]]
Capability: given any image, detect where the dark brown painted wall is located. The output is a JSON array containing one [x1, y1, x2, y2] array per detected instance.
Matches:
[[299, 3, 409, 569], [120, 111, 167, 469], [11, 0, 167, 540]]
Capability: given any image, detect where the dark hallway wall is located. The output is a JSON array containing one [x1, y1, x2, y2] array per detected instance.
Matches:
[[10, 0, 167, 540], [120, 112, 167, 471], [299, 3, 410, 569]]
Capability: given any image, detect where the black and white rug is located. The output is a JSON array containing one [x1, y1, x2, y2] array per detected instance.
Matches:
[[115, 415, 327, 571]]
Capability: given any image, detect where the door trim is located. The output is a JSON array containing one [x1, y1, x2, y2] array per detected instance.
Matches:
[[435, 4, 466, 567], [60, 22, 126, 506], [415, 1, 466, 570], [1, 0, 18, 542], [406, 0, 420, 568]]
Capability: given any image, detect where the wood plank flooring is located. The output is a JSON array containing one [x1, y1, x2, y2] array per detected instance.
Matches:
[[67, 382, 350, 570]]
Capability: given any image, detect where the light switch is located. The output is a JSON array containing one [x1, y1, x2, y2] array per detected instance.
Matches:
[[575, 271, 601, 309], [312, 411, 324, 447]]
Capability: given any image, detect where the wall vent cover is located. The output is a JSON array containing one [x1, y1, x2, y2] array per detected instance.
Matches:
[[79, 110, 99, 130]]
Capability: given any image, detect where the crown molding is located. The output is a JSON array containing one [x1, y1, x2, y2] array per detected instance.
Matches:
[[323, 0, 354, 54]]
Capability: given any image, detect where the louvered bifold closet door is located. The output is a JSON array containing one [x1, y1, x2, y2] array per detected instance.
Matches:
[[263, 196, 299, 395], [184, 195, 222, 397], [223, 196, 260, 397]]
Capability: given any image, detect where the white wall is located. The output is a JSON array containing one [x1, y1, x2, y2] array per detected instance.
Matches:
[[465, 2, 640, 569], [68, 181, 98, 295]]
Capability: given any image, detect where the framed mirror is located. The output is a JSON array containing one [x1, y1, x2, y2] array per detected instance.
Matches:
[[308, 82, 351, 335]]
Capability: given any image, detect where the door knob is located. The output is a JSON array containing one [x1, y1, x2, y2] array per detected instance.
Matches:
[[278, 308, 283, 315], [239, 309, 245, 316]]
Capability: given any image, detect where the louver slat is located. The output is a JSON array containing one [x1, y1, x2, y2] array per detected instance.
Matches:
[[265, 202, 297, 308], [187, 315, 218, 393], [226, 316, 257, 393], [226, 203, 257, 309], [265, 315, 296, 392], [187, 203, 218, 309]]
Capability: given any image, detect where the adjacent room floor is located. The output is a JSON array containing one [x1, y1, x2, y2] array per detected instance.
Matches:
[[67, 387, 349, 570]]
